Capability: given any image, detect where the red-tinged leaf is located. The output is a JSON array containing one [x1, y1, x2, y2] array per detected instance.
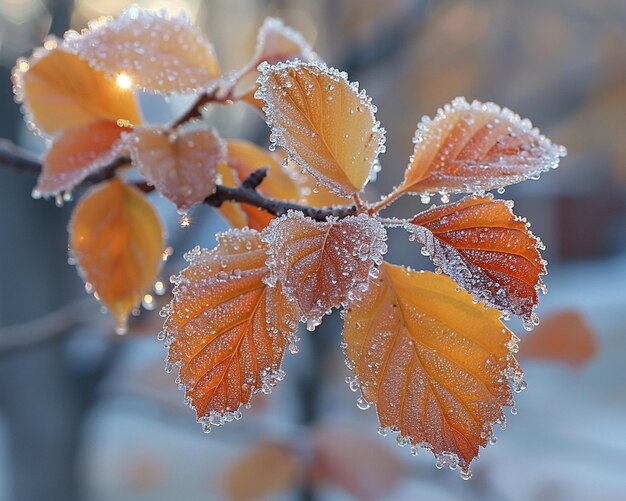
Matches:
[[163, 229, 299, 430], [12, 44, 140, 136], [125, 126, 224, 211], [262, 212, 387, 330], [519, 310, 597, 368], [223, 441, 301, 501], [69, 178, 164, 332], [64, 6, 220, 94], [256, 60, 386, 196], [407, 194, 546, 329], [398, 97, 566, 197], [36, 120, 127, 197], [226, 140, 302, 230], [311, 424, 404, 500], [343, 263, 523, 476]]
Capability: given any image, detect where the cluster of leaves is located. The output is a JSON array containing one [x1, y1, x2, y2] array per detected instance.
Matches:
[[13, 7, 566, 478]]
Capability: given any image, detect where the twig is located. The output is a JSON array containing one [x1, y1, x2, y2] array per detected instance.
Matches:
[[206, 168, 358, 221], [0, 140, 360, 221], [0, 298, 102, 355]]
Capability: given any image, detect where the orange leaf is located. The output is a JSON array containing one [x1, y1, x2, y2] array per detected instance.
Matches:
[[519, 309, 597, 368], [408, 194, 546, 330], [223, 441, 301, 501], [226, 140, 302, 230], [12, 44, 141, 136], [36, 120, 127, 197], [343, 263, 523, 476], [69, 178, 164, 332], [163, 229, 299, 430], [215, 162, 249, 228], [263, 212, 387, 330], [234, 18, 314, 104], [398, 97, 566, 196], [126, 126, 224, 211], [64, 6, 220, 94], [256, 61, 386, 196], [251, 17, 313, 68]]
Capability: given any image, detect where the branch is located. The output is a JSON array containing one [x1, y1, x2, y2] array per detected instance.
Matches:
[[0, 298, 102, 356], [0, 139, 359, 222], [207, 168, 358, 221]]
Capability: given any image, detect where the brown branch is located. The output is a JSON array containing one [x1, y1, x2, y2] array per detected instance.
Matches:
[[207, 167, 358, 220], [0, 139, 359, 221]]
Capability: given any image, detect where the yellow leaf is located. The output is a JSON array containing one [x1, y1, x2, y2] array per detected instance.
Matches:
[[126, 126, 225, 211], [13, 45, 140, 136], [163, 229, 299, 430], [37, 120, 127, 197], [399, 97, 566, 196], [69, 178, 164, 332], [64, 7, 220, 94], [343, 262, 523, 476], [263, 212, 387, 330], [288, 159, 351, 208], [256, 61, 385, 196]]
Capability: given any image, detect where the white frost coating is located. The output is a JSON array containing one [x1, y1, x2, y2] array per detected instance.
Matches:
[[261, 211, 388, 331], [255, 59, 387, 196], [63, 5, 220, 94], [161, 228, 298, 434], [405, 96, 567, 196]]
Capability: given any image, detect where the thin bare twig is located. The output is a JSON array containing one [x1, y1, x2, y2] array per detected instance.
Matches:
[[0, 298, 102, 355], [0, 141, 360, 221]]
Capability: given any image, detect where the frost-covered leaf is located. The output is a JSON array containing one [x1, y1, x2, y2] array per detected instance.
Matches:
[[163, 229, 299, 431], [36, 120, 127, 197], [69, 178, 164, 332], [64, 6, 220, 94], [262, 212, 387, 330], [234, 17, 314, 105], [251, 17, 313, 68], [125, 125, 224, 211], [343, 263, 523, 476], [256, 61, 386, 196], [12, 44, 140, 136], [398, 97, 566, 197], [225, 140, 302, 230], [407, 194, 546, 330]]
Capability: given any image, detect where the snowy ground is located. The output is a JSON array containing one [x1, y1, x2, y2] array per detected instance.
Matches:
[[1, 254, 625, 501]]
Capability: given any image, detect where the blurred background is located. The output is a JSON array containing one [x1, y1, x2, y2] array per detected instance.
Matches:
[[0, 0, 625, 500]]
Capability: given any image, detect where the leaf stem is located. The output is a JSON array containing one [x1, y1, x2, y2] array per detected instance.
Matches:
[[369, 188, 405, 214]]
